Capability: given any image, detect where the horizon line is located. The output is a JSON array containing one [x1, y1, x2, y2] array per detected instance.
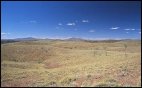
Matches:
[[1, 37, 141, 41]]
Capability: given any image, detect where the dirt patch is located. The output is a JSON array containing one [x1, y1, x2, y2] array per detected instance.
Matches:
[[74, 74, 104, 87], [75, 77, 86, 87], [116, 72, 140, 86], [1, 75, 40, 87], [44, 62, 62, 69]]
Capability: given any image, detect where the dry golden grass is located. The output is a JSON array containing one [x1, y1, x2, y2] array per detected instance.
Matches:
[[1, 40, 141, 87]]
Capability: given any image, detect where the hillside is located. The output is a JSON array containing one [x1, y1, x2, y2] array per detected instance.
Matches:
[[1, 40, 141, 87]]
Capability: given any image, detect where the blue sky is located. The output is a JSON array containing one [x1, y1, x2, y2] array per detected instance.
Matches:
[[1, 1, 141, 39]]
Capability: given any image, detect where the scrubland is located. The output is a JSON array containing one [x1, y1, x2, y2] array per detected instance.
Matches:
[[1, 40, 141, 87]]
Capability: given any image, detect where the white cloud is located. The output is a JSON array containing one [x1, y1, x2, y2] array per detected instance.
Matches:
[[110, 27, 120, 30], [82, 20, 89, 23], [89, 30, 95, 33], [29, 20, 37, 23], [56, 26, 64, 30], [139, 32, 141, 34], [1, 32, 10, 39], [21, 20, 37, 24], [124, 29, 135, 31], [131, 29, 135, 30], [126, 32, 129, 33], [67, 23, 76, 26], [134, 29, 141, 30], [1, 32, 10, 35], [1, 33, 7, 35], [58, 23, 62, 26], [124, 29, 131, 31]]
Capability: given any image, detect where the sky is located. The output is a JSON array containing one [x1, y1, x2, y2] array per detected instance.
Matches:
[[1, 1, 141, 40]]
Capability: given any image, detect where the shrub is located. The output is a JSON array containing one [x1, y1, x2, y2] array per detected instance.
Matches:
[[95, 79, 121, 87], [124, 44, 127, 57], [95, 82, 120, 87], [87, 74, 91, 79], [48, 81, 57, 87], [104, 46, 107, 56], [60, 76, 77, 87]]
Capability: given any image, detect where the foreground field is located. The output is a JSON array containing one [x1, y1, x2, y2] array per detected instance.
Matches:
[[1, 40, 141, 87]]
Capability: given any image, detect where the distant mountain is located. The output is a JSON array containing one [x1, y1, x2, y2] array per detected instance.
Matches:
[[83, 39, 122, 43], [14, 37, 38, 41], [1, 37, 141, 44], [120, 39, 141, 41], [65, 37, 85, 41]]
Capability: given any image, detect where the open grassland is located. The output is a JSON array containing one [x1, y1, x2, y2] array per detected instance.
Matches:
[[1, 40, 141, 87]]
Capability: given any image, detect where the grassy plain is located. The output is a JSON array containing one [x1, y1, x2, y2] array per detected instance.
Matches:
[[1, 40, 141, 87]]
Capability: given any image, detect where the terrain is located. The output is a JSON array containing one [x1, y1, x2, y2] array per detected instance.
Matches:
[[1, 39, 141, 87]]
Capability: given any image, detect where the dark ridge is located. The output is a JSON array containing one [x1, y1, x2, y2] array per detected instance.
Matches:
[[1, 39, 19, 44], [84, 40, 122, 43]]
